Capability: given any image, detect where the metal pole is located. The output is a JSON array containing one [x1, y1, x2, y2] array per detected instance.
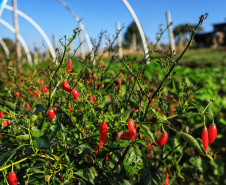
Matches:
[[52, 34, 57, 51], [12, 0, 21, 66], [166, 11, 176, 54], [57, 0, 93, 58], [132, 33, 136, 51], [5, 5, 56, 60], [0, 18, 32, 64], [0, 37, 10, 58], [116, 22, 123, 58], [121, 0, 149, 63], [79, 32, 85, 58]]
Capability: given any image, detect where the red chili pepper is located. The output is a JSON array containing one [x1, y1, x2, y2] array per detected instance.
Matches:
[[48, 62, 52, 67], [128, 119, 135, 132], [120, 127, 136, 140], [99, 122, 108, 148], [95, 83, 98, 89], [62, 81, 71, 92], [26, 103, 32, 110], [202, 128, 209, 151], [89, 97, 93, 104], [120, 72, 124, 77], [14, 92, 20, 98], [67, 61, 72, 74], [0, 110, 3, 117], [148, 143, 152, 150], [8, 172, 18, 185], [42, 87, 48, 94], [72, 90, 80, 101], [34, 90, 40, 98], [3, 119, 7, 127], [28, 90, 33, 96], [106, 154, 109, 164], [153, 132, 168, 146], [118, 81, 122, 88], [48, 109, 55, 120], [208, 124, 217, 145]]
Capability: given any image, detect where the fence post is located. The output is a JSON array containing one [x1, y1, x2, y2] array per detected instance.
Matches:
[[13, 0, 21, 67], [116, 22, 123, 58], [166, 11, 176, 54]]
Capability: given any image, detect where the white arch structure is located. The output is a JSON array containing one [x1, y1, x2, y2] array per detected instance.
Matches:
[[4, 5, 56, 60], [0, 18, 32, 64], [0, 37, 10, 58], [121, 0, 150, 63], [57, 0, 93, 58]]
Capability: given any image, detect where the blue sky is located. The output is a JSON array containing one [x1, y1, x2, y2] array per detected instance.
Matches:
[[0, 0, 225, 53]]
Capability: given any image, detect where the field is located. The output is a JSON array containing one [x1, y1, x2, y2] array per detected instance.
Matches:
[[0, 37, 225, 185]]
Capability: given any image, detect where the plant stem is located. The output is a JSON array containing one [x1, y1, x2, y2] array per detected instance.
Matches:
[[142, 22, 202, 122], [112, 145, 130, 172]]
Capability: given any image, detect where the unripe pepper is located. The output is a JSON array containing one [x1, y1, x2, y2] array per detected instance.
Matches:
[[202, 128, 209, 151], [8, 172, 18, 185], [62, 81, 71, 92], [48, 109, 55, 120], [208, 124, 217, 145], [153, 132, 168, 146], [99, 122, 108, 148]]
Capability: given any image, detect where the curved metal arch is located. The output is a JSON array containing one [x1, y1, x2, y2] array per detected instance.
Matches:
[[0, 18, 32, 64], [0, 36, 10, 58], [57, 0, 94, 58], [121, 0, 150, 63], [4, 5, 56, 60]]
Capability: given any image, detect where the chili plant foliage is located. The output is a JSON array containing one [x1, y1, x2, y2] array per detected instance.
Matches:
[[0, 14, 218, 184]]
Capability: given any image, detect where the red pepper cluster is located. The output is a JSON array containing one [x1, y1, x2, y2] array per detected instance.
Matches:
[[202, 124, 217, 151]]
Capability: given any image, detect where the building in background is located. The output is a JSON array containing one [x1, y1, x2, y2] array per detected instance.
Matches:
[[194, 22, 226, 48]]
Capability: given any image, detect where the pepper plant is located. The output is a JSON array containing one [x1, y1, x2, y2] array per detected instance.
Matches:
[[0, 13, 218, 185]]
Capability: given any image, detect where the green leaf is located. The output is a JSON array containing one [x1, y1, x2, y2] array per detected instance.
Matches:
[[119, 179, 132, 185], [180, 133, 203, 155], [121, 110, 132, 122], [16, 134, 30, 141], [135, 139, 149, 149], [34, 104, 46, 113], [0, 148, 17, 166], [77, 143, 95, 153], [33, 136, 50, 152], [74, 170, 95, 185], [30, 128, 42, 138], [89, 167, 97, 181], [48, 124, 59, 141], [171, 158, 184, 180], [2, 100, 16, 111], [30, 115, 38, 123], [123, 145, 143, 177], [140, 163, 163, 185], [139, 124, 156, 144]]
